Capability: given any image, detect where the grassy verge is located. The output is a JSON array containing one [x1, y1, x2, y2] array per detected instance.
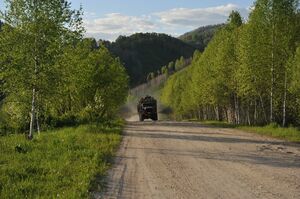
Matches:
[[239, 124, 300, 143], [197, 120, 300, 143], [198, 120, 237, 128], [0, 122, 123, 198]]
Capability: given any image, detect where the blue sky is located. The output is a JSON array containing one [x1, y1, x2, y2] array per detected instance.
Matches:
[[0, 0, 255, 40]]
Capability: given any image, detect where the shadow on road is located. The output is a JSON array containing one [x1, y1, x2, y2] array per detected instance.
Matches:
[[126, 146, 300, 168], [123, 121, 300, 169]]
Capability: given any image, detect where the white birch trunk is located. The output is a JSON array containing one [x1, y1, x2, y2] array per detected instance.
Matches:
[[282, 71, 287, 127], [260, 95, 268, 124], [28, 88, 35, 139], [270, 5, 275, 124], [36, 108, 40, 134]]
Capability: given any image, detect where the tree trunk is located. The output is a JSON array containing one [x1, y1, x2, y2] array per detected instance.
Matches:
[[270, 64, 274, 123], [260, 95, 268, 124], [29, 1, 38, 140], [270, 7, 275, 124], [254, 100, 257, 125], [282, 71, 287, 127], [236, 95, 240, 124], [28, 88, 36, 140], [203, 106, 207, 120], [198, 107, 202, 120], [36, 108, 40, 134], [247, 102, 251, 126], [215, 105, 220, 121], [234, 94, 238, 124], [224, 107, 228, 122]]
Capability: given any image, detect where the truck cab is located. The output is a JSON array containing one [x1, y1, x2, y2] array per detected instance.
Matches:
[[137, 96, 158, 121]]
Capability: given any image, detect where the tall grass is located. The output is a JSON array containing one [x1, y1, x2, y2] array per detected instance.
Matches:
[[0, 123, 122, 198]]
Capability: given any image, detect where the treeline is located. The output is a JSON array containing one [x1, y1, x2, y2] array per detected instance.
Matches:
[[146, 56, 193, 82], [179, 24, 224, 51], [161, 0, 300, 127], [0, 0, 128, 136], [100, 33, 197, 87]]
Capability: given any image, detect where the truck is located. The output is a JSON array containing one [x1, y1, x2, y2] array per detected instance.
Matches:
[[137, 96, 158, 121]]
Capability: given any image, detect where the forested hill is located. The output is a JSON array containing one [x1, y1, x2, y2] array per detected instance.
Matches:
[[101, 33, 196, 87], [179, 24, 224, 51]]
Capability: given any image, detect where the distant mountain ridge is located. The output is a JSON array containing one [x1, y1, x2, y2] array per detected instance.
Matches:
[[179, 24, 224, 51]]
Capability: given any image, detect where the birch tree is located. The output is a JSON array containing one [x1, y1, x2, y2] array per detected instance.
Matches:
[[0, 0, 83, 139]]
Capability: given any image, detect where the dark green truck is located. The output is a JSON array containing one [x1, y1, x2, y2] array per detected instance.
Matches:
[[137, 96, 158, 121]]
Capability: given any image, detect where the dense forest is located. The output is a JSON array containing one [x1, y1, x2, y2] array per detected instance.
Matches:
[[100, 33, 197, 87], [179, 24, 224, 51], [131, 25, 222, 86], [161, 0, 300, 127], [0, 0, 128, 136]]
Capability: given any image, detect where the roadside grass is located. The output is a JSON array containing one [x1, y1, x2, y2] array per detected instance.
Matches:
[[197, 120, 300, 143], [0, 122, 122, 198], [198, 120, 237, 128], [239, 124, 300, 143]]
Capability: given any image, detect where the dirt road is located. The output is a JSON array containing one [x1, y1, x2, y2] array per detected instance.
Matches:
[[98, 120, 300, 199]]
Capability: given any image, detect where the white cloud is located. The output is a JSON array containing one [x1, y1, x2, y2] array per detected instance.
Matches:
[[83, 13, 156, 40], [155, 4, 247, 27], [83, 4, 249, 41]]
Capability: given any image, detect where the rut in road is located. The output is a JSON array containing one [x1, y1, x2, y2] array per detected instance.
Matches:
[[95, 121, 300, 199]]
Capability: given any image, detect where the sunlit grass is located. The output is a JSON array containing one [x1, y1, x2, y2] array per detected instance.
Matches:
[[199, 120, 300, 142], [0, 123, 122, 198], [239, 124, 300, 142]]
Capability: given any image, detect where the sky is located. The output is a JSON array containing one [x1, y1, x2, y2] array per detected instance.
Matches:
[[0, 0, 255, 41]]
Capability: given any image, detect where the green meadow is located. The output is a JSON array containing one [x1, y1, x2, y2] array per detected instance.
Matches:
[[0, 124, 122, 198]]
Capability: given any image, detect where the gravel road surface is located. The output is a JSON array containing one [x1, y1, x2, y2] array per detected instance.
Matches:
[[97, 120, 300, 199]]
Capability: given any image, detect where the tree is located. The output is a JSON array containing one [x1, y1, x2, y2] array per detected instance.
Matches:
[[168, 61, 175, 73], [238, 0, 299, 125], [161, 66, 168, 75], [0, 0, 84, 139], [147, 72, 155, 82], [107, 33, 197, 86], [289, 46, 300, 123], [161, 2, 300, 127]]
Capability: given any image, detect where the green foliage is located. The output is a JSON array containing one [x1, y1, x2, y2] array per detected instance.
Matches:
[[105, 33, 196, 86], [161, 1, 300, 127], [289, 46, 300, 123], [179, 24, 224, 51], [161, 66, 168, 75], [227, 11, 243, 28], [0, 124, 122, 198], [147, 72, 155, 82], [0, 1, 129, 134], [161, 67, 194, 118]]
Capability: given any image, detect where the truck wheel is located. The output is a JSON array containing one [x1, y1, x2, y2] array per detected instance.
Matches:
[[152, 114, 158, 121], [139, 115, 144, 122]]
